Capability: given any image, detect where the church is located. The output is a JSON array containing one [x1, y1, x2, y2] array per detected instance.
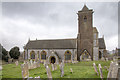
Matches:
[[23, 5, 106, 64]]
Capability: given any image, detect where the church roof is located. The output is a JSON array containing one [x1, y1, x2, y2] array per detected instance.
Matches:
[[98, 38, 106, 49], [25, 39, 77, 49]]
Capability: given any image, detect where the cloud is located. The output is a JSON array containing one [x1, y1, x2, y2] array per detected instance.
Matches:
[[1, 2, 118, 51]]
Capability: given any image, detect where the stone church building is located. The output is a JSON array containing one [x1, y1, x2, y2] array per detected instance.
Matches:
[[23, 5, 106, 64]]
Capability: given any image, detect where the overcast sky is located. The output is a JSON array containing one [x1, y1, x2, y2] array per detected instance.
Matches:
[[0, 2, 118, 51]]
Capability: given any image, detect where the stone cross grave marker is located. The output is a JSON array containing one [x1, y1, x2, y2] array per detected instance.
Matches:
[[21, 61, 29, 78], [60, 61, 64, 77], [98, 64, 103, 80], [15, 61, 19, 66], [93, 63, 99, 76], [46, 65, 52, 80]]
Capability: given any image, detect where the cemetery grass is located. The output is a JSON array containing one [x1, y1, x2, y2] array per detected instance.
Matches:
[[2, 61, 111, 78]]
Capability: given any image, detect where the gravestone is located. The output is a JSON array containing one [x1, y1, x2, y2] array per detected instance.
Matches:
[[30, 60, 33, 64], [70, 68, 73, 74], [36, 61, 40, 68], [106, 58, 108, 61], [46, 65, 52, 79], [54, 63, 57, 70], [35, 76, 40, 78], [8, 58, 13, 64], [60, 61, 64, 77], [101, 57, 105, 61], [93, 63, 99, 76], [118, 68, 120, 80], [104, 66, 109, 71], [107, 61, 114, 79], [51, 64, 54, 71], [98, 64, 103, 80], [21, 61, 29, 78], [44, 61, 47, 68], [33, 61, 37, 68], [113, 56, 117, 61], [15, 61, 19, 66], [28, 60, 40, 69], [107, 61, 119, 79]]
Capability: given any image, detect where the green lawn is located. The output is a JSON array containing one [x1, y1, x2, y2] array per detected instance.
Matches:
[[2, 61, 111, 78]]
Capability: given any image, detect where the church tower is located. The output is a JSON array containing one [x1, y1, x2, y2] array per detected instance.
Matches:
[[77, 5, 94, 61]]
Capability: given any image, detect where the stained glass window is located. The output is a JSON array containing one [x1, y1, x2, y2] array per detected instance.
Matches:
[[65, 50, 71, 60], [30, 51, 35, 59], [41, 51, 46, 60]]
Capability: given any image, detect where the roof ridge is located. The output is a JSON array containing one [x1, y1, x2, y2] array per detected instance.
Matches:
[[30, 38, 77, 41]]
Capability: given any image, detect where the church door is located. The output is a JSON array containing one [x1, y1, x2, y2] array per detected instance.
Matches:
[[51, 57, 56, 64], [99, 51, 102, 59]]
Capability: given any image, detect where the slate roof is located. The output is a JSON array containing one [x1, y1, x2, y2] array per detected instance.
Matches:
[[25, 39, 77, 49], [98, 38, 106, 49]]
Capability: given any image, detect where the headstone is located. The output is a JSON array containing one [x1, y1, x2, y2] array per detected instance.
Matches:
[[118, 68, 120, 80], [15, 61, 19, 66], [51, 64, 54, 71], [44, 61, 47, 68], [30, 59, 33, 64], [36, 61, 40, 68], [60, 61, 64, 77], [93, 63, 99, 76], [21, 62, 29, 78], [54, 63, 57, 70], [106, 58, 108, 61], [104, 66, 109, 71], [70, 68, 73, 74], [107, 61, 114, 79], [46, 65, 52, 79], [107, 61, 119, 79], [28, 60, 40, 70], [101, 57, 105, 61], [8, 58, 13, 64], [35, 76, 40, 78], [33, 61, 36, 68], [24, 61, 26, 64], [98, 64, 103, 80]]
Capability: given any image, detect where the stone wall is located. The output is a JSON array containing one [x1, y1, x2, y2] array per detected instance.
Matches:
[[93, 47, 99, 61], [24, 49, 77, 63]]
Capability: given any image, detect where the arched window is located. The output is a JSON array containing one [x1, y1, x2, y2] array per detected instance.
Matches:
[[65, 50, 71, 60], [84, 16, 87, 22], [41, 50, 46, 60], [30, 51, 35, 59], [81, 50, 90, 60]]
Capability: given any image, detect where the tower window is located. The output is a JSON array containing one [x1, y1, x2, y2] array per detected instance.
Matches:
[[84, 16, 87, 22]]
